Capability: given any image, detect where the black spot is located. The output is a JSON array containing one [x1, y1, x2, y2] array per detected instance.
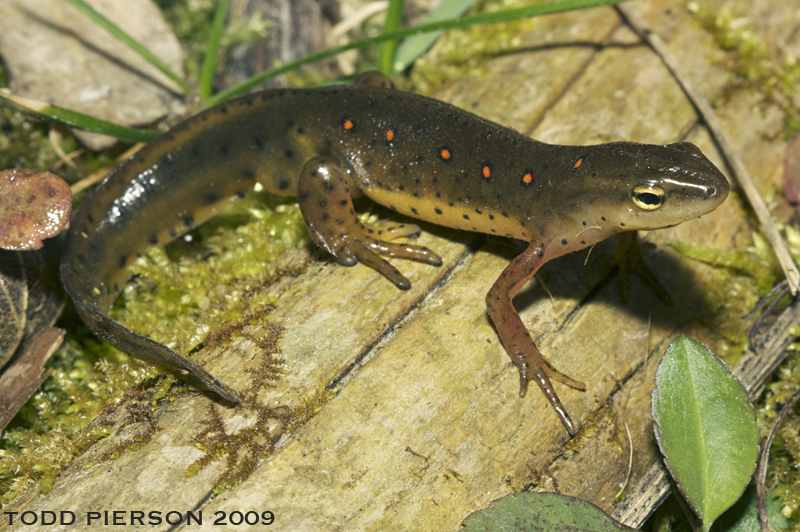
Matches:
[[582, 221, 587, 226], [601, 216, 606, 221], [162, 153, 175, 170], [240, 168, 255, 181], [170, 229, 177, 238], [412, 192, 421, 198], [411, 208, 419, 215], [463, 214, 470, 220], [475, 209, 482, 215], [321, 213, 330, 221], [561, 239, 568, 245], [278, 179, 290, 191], [414, 178, 420, 185], [435, 192, 441, 198], [191, 143, 201, 158], [489, 214, 494, 220], [365, 161, 372, 168], [253, 137, 266, 150], [236, 190, 247, 199], [339, 199, 348, 206], [77, 254, 86, 263], [448, 202, 454, 207], [502, 211, 509, 218], [285, 149, 294, 159], [87, 213, 94, 224], [435, 208, 443, 215], [311, 170, 317, 177], [416, 154, 423, 163], [319, 200, 328, 208], [184, 216, 194, 227], [399, 185, 405, 191], [620, 223, 626, 227], [120, 255, 127, 268], [220, 105, 228, 114], [219, 144, 230, 157], [149, 234, 159, 244], [286, 119, 294, 128], [204, 190, 221, 204]]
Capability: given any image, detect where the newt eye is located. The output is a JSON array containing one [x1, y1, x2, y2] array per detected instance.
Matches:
[[632, 184, 666, 211]]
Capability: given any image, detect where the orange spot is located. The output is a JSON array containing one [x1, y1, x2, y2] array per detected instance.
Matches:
[[343, 119, 354, 130], [482, 166, 491, 178], [440, 149, 451, 160], [386, 129, 394, 141], [522, 173, 532, 184], [574, 158, 583, 169]]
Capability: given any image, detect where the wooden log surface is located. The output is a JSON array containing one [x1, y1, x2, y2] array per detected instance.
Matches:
[[5, 0, 797, 530]]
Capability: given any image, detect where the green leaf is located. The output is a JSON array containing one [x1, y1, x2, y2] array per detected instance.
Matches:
[[461, 492, 636, 531], [393, 0, 478, 73], [652, 336, 759, 532], [716, 484, 789, 532]]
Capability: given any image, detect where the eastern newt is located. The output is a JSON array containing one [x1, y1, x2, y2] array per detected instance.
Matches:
[[60, 72, 729, 435]]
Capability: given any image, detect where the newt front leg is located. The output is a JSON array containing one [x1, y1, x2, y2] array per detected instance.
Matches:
[[485, 241, 586, 436]]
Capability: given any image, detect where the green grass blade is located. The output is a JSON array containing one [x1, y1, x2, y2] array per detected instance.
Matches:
[[209, 0, 630, 106], [378, 0, 405, 74], [394, 0, 478, 73], [64, 0, 193, 96], [199, 0, 231, 100], [0, 92, 160, 143]]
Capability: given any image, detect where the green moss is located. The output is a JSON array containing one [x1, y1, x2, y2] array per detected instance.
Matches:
[[0, 190, 312, 502], [668, 227, 783, 365], [688, 2, 800, 138], [409, 0, 538, 95], [113, 193, 310, 355]]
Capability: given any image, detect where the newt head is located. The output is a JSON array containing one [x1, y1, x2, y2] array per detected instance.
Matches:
[[542, 141, 729, 257], [606, 140, 729, 231]]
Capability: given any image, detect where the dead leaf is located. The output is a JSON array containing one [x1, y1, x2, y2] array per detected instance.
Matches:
[[0, 251, 27, 369], [0, 327, 63, 433], [783, 130, 800, 205], [0, 168, 71, 251], [18, 242, 66, 352], [0, 0, 186, 150]]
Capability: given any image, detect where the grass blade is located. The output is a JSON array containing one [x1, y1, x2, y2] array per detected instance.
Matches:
[[378, 0, 405, 74], [199, 0, 231, 100], [209, 0, 630, 105], [393, 0, 478, 73], [64, 0, 193, 96], [0, 91, 160, 144]]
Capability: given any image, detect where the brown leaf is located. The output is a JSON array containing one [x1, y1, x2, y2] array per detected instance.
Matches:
[[0, 168, 71, 251], [0, 250, 27, 369], [18, 242, 66, 352], [0, 327, 63, 433], [783, 130, 800, 205]]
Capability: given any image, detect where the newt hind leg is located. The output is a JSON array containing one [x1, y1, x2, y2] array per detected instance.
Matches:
[[486, 241, 585, 436], [298, 155, 442, 290]]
